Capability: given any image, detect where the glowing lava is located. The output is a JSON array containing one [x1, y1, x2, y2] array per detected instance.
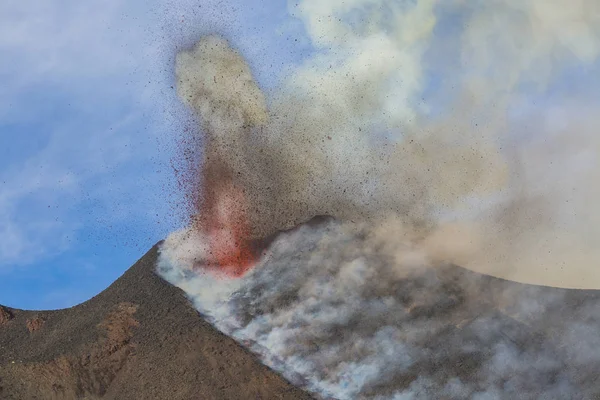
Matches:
[[194, 160, 257, 278]]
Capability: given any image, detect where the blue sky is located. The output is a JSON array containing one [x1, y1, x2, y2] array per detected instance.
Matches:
[[0, 0, 310, 310]]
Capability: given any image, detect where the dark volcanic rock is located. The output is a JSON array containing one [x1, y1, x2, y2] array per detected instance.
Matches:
[[0, 245, 314, 400]]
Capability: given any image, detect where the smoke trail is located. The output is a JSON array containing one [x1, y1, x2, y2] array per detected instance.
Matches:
[[159, 0, 600, 398]]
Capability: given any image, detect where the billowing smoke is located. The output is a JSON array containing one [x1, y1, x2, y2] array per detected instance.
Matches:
[[158, 0, 600, 398], [159, 217, 600, 399]]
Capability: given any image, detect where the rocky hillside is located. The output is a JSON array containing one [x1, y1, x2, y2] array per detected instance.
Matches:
[[0, 244, 313, 400], [4, 218, 600, 399]]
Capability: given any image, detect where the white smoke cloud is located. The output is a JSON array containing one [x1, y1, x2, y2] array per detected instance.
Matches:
[[158, 219, 600, 399]]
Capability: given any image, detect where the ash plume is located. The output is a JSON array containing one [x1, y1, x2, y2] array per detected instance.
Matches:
[[159, 0, 600, 399], [169, 0, 600, 287]]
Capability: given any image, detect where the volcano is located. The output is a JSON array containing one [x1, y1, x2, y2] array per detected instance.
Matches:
[[160, 216, 600, 399], [3, 217, 600, 399], [0, 244, 313, 400]]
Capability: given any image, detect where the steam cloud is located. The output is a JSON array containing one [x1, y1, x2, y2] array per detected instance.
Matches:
[[159, 218, 600, 399], [158, 0, 600, 398]]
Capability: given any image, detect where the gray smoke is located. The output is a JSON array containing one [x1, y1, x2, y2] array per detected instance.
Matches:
[[159, 218, 600, 399]]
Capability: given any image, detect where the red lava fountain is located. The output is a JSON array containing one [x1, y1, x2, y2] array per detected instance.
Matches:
[[172, 36, 272, 279], [193, 159, 256, 278]]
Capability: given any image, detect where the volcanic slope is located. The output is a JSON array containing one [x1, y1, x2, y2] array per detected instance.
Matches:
[[4, 220, 600, 399], [0, 244, 314, 400]]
